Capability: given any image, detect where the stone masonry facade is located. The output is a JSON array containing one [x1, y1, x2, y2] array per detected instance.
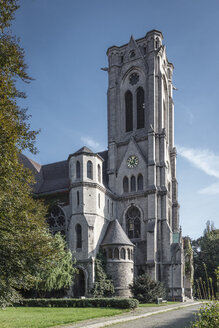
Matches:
[[23, 30, 193, 300]]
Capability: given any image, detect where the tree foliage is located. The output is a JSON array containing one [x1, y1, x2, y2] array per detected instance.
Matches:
[[33, 233, 77, 296], [130, 273, 166, 303], [190, 301, 219, 328], [0, 0, 76, 307], [92, 251, 114, 298], [192, 221, 219, 298]]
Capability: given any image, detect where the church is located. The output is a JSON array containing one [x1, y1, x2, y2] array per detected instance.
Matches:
[[22, 30, 192, 301]]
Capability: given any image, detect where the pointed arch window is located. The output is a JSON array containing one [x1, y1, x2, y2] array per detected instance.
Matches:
[[77, 191, 80, 206], [114, 248, 119, 259], [87, 160, 93, 179], [137, 87, 145, 129], [98, 193, 100, 208], [75, 224, 82, 249], [108, 248, 113, 259], [126, 206, 141, 239], [121, 248, 126, 260], [137, 174, 143, 191], [76, 161, 81, 179], [131, 176, 136, 192], [125, 90, 133, 132], [123, 176, 129, 193]]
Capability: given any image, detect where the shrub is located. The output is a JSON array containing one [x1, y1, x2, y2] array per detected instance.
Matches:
[[91, 251, 114, 297], [130, 274, 166, 303], [15, 298, 139, 309], [190, 301, 219, 327]]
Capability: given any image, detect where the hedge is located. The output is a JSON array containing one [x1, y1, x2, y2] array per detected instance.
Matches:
[[16, 298, 139, 309]]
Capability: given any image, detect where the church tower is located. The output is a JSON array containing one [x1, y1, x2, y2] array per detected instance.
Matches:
[[106, 30, 183, 299], [30, 29, 189, 300]]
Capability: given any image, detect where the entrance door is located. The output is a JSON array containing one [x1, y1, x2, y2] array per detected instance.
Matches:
[[73, 268, 85, 297]]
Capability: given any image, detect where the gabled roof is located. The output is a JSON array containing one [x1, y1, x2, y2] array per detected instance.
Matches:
[[101, 219, 134, 246]]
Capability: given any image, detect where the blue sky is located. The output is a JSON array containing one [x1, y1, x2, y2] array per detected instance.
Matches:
[[13, 0, 219, 239]]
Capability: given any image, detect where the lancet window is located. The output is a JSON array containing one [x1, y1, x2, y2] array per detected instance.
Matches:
[[137, 87, 145, 129], [76, 161, 81, 179], [131, 176, 136, 192], [137, 174, 143, 191], [125, 90, 133, 132], [87, 160, 93, 179], [123, 176, 129, 193], [75, 224, 82, 249], [126, 206, 141, 239]]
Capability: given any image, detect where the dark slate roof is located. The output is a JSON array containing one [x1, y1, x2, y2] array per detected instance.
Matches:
[[19, 153, 41, 173], [19, 154, 43, 193], [101, 219, 134, 246], [67, 146, 94, 159], [21, 148, 109, 195], [36, 160, 69, 194], [74, 146, 93, 155]]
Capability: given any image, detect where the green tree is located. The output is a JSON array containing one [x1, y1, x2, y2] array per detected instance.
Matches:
[[130, 273, 166, 303], [192, 221, 219, 298], [34, 233, 77, 297], [0, 0, 76, 307]]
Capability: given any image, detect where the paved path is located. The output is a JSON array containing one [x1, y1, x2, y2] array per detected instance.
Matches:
[[106, 303, 201, 328], [60, 301, 201, 328]]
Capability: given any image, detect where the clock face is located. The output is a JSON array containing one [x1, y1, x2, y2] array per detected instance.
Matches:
[[127, 155, 139, 168]]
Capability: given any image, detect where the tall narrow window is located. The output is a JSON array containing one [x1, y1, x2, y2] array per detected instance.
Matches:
[[75, 224, 82, 249], [137, 87, 145, 129], [77, 191, 80, 206], [137, 174, 143, 191], [114, 248, 119, 259], [125, 90, 133, 132], [87, 160, 93, 179], [126, 206, 141, 239], [76, 161, 81, 179], [98, 164, 101, 183], [123, 176, 129, 193], [131, 176, 136, 192], [107, 199, 109, 213], [108, 248, 113, 259], [111, 202, 113, 216], [121, 248, 126, 260], [98, 193, 100, 208]]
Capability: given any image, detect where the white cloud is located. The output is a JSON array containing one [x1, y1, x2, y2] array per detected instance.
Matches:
[[199, 182, 219, 195], [81, 136, 103, 151], [177, 146, 219, 178]]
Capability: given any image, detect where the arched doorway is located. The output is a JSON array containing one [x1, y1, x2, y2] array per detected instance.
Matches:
[[73, 268, 85, 297]]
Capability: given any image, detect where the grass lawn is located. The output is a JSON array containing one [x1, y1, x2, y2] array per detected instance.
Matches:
[[139, 301, 180, 307], [0, 307, 128, 328]]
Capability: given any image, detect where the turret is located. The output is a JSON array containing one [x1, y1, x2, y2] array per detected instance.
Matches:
[[101, 219, 134, 297]]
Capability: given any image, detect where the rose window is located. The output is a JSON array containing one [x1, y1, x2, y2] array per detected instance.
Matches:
[[47, 205, 66, 236]]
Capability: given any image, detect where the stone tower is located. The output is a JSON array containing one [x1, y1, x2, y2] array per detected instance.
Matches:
[[28, 30, 189, 301], [106, 30, 184, 299]]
